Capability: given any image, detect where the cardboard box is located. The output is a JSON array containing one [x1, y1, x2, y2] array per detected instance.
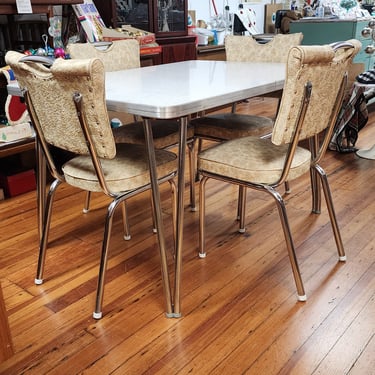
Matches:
[[102, 26, 155, 46], [188, 10, 196, 26], [0, 169, 36, 198], [264, 3, 283, 33], [0, 123, 33, 143], [140, 43, 162, 56]]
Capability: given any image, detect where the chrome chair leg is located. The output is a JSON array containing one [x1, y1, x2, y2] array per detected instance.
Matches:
[[121, 201, 131, 240], [188, 140, 196, 211], [265, 185, 307, 301], [83, 191, 91, 213], [195, 138, 203, 182], [148, 179, 178, 256], [237, 186, 244, 220], [315, 164, 346, 261], [310, 135, 321, 213], [35, 179, 62, 285], [149, 193, 158, 234], [284, 181, 291, 194], [310, 168, 321, 213], [93, 198, 121, 319], [199, 176, 209, 258], [238, 186, 246, 233], [85, 192, 131, 241], [36, 140, 46, 242]]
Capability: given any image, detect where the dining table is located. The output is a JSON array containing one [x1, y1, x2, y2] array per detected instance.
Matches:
[[105, 59, 285, 318], [7, 59, 285, 318]]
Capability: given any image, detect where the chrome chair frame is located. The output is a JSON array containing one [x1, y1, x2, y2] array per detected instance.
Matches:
[[25, 88, 177, 319], [192, 34, 303, 217], [198, 41, 360, 301], [68, 41, 196, 215], [8, 53, 178, 320]]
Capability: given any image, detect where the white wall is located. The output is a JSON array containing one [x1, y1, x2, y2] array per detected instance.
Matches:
[[188, 0, 234, 20], [188, 1, 280, 34]]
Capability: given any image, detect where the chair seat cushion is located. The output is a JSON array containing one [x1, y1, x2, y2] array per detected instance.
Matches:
[[63, 143, 177, 192], [112, 120, 194, 149], [198, 136, 311, 184], [191, 113, 274, 140]]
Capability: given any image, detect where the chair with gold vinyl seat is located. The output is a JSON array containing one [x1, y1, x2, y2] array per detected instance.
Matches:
[[67, 40, 196, 216], [197, 40, 361, 301], [5, 51, 178, 319], [66, 39, 140, 72], [192, 33, 303, 145], [191, 33, 303, 220]]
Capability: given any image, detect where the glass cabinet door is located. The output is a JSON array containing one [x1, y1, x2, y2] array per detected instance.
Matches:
[[115, 0, 151, 32], [103, 0, 188, 37], [154, 0, 187, 37]]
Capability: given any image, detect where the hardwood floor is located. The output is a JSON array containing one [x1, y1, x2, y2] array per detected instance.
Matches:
[[0, 97, 374, 374]]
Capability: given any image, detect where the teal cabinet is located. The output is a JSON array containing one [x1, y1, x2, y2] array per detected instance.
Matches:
[[290, 19, 375, 70]]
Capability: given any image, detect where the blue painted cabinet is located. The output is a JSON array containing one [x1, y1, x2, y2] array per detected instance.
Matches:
[[290, 18, 375, 70]]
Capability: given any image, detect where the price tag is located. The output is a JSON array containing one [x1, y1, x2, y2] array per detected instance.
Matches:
[[16, 0, 33, 14]]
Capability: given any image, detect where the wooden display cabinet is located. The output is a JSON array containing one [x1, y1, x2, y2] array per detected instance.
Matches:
[[93, 0, 197, 64]]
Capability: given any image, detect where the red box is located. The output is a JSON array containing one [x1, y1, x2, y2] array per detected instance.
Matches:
[[101, 26, 156, 45], [0, 169, 36, 197]]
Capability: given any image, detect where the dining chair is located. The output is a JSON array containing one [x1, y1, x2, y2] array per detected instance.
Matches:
[[191, 33, 303, 220], [197, 39, 361, 301], [191, 33, 304, 144], [66, 39, 140, 71], [5, 51, 178, 319], [67, 40, 196, 215]]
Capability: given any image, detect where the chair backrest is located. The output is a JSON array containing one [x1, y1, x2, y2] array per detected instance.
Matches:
[[66, 39, 140, 72], [5, 51, 115, 159], [225, 33, 303, 63], [272, 39, 362, 146]]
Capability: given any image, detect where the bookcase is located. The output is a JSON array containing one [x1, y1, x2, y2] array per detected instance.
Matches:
[[93, 0, 197, 64]]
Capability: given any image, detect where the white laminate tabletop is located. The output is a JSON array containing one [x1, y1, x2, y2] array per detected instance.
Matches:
[[105, 60, 285, 119]]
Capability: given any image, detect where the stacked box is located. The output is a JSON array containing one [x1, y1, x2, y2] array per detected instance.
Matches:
[[0, 169, 36, 197]]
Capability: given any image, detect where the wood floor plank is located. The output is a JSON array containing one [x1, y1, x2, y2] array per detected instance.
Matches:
[[310, 271, 374, 375], [347, 333, 375, 375]]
